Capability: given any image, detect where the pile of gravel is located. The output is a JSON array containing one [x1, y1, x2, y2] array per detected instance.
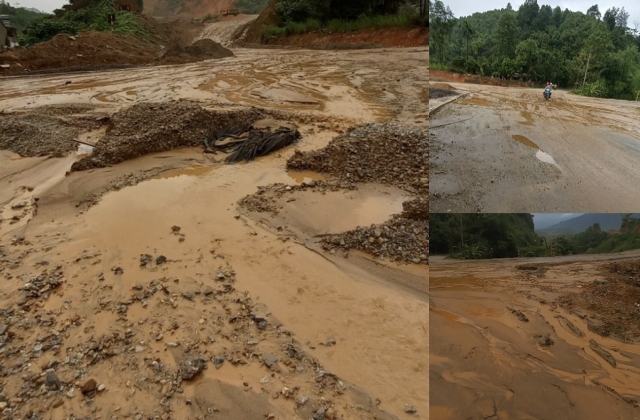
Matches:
[[0, 104, 107, 157], [286, 123, 428, 195], [321, 198, 428, 264], [71, 102, 265, 171], [238, 181, 347, 213]]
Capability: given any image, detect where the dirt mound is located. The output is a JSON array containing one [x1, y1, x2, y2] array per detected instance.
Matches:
[[0, 31, 160, 75], [0, 16, 230, 75], [162, 38, 234, 62], [286, 123, 428, 195], [0, 105, 109, 157], [242, 0, 279, 44], [71, 102, 264, 171]]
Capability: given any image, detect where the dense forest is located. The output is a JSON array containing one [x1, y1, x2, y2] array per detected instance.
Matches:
[[19, 0, 147, 45], [431, 213, 640, 259], [430, 213, 543, 258], [234, 0, 270, 14], [262, 0, 427, 39], [0, 3, 49, 33], [552, 215, 640, 255], [429, 0, 640, 100]]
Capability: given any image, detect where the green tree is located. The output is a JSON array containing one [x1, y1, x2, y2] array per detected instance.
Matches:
[[494, 11, 519, 59], [430, 0, 456, 63], [461, 19, 474, 59], [586, 4, 601, 20]]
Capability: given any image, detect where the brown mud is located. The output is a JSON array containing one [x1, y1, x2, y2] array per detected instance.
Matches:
[[430, 252, 640, 419], [0, 20, 428, 420]]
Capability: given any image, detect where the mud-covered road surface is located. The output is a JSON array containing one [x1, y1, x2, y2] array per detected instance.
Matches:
[[0, 22, 428, 420], [430, 252, 640, 420], [429, 83, 640, 212]]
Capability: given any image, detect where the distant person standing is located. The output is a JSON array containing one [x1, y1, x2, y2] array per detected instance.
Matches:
[[550, 242, 556, 257]]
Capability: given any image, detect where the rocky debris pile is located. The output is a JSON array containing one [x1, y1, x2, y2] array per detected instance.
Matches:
[[320, 215, 428, 264], [204, 125, 301, 164], [19, 267, 65, 301], [238, 181, 346, 214], [0, 104, 108, 157], [71, 102, 264, 171], [558, 262, 640, 342], [286, 123, 428, 195], [162, 39, 234, 63], [400, 197, 427, 220], [320, 197, 427, 264]]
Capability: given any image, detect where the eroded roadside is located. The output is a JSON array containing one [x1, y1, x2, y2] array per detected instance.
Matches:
[[0, 35, 428, 420], [430, 252, 640, 419]]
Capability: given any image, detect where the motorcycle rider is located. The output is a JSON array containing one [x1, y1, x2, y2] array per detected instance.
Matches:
[[544, 81, 552, 99]]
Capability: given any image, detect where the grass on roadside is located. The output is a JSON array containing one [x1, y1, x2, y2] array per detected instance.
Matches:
[[261, 14, 418, 41], [429, 62, 450, 71]]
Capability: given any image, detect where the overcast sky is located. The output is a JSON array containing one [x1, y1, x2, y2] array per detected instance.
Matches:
[[445, 0, 640, 30], [6, 0, 66, 13], [532, 213, 582, 229]]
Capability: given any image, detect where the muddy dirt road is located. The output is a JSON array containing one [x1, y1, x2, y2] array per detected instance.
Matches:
[[430, 252, 640, 420], [0, 23, 428, 420], [194, 15, 257, 47], [429, 83, 640, 212]]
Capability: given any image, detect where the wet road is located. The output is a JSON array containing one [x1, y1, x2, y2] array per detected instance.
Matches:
[[429, 83, 640, 212]]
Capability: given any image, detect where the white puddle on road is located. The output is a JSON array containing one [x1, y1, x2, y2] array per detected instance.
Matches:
[[536, 150, 560, 167]]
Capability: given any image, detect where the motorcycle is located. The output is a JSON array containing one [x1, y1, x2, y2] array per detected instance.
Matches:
[[543, 87, 551, 100]]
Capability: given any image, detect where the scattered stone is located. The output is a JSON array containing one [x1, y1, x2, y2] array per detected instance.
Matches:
[[81, 379, 97, 395], [140, 254, 152, 267], [263, 353, 278, 368], [179, 356, 207, 380], [322, 337, 337, 346], [45, 372, 62, 391], [97, 384, 106, 392], [156, 255, 167, 265], [404, 405, 417, 414], [313, 407, 326, 420], [213, 357, 225, 369]]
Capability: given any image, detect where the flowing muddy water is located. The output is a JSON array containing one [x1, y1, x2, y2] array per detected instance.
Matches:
[[430, 253, 640, 419], [429, 83, 640, 212], [0, 30, 428, 419]]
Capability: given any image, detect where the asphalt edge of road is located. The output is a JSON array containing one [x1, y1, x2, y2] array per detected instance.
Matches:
[[429, 92, 468, 116]]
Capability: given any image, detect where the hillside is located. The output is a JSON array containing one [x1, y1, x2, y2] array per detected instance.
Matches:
[[0, 3, 50, 33], [538, 213, 640, 235], [142, 0, 268, 17], [430, 213, 542, 258]]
